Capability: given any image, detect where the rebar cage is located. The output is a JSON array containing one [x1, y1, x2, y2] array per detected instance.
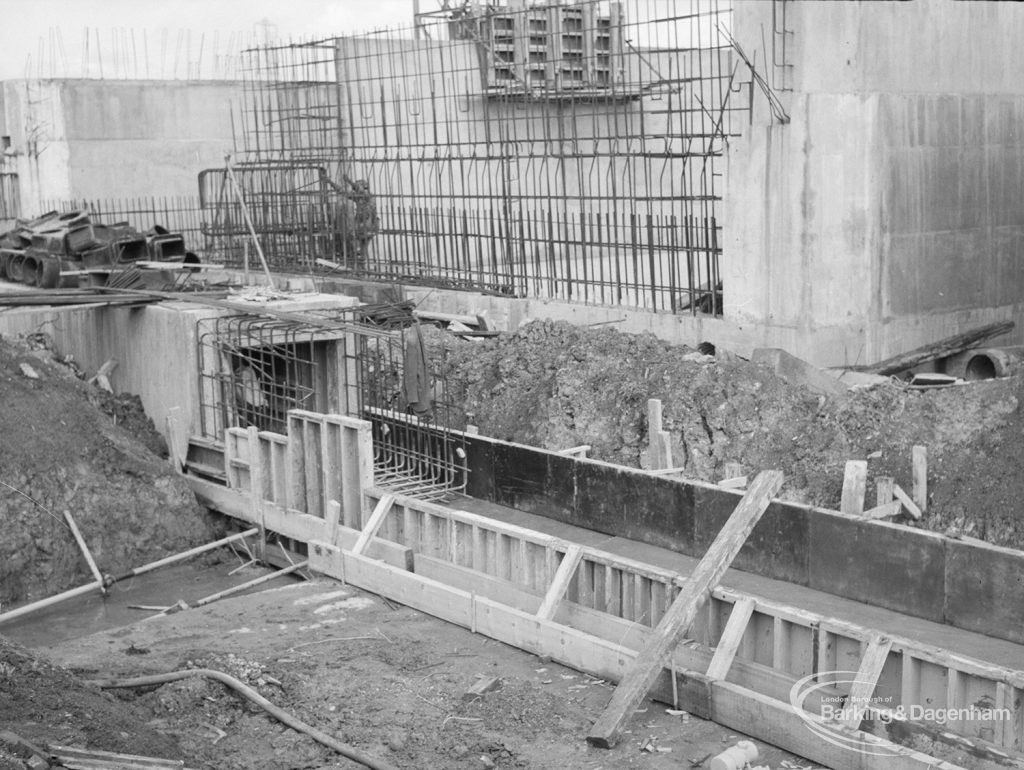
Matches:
[[213, 0, 748, 316], [349, 324, 467, 501], [198, 312, 466, 501]]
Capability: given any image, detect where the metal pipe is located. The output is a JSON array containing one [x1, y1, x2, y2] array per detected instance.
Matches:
[[63, 510, 106, 594], [193, 560, 308, 607]]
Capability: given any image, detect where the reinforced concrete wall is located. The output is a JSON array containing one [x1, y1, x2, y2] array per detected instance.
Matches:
[[463, 430, 1024, 647], [726, 0, 1024, 366], [0, 79, 242, 214]]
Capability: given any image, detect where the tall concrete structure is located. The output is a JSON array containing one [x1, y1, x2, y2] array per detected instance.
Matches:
[[726, 0, 1024, 365], [0, 78, 242, 218]]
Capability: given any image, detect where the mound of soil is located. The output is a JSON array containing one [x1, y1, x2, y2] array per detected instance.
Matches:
[[0, 637, 197, 768], [0, 334, 220, 607], [432, 320, 1024, 548]]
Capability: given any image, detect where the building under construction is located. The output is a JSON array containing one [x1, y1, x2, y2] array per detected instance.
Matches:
[[1, 2, 1024, 770]]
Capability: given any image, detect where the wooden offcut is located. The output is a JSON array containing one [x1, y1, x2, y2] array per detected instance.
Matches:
[[585, 469, 784, 749], [912, 445, 928, 513], [840, 461, 868, 516], [892, 484, 922, 520]]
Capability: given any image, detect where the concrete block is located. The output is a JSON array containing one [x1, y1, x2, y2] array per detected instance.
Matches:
[[751, 348, 848, 397]]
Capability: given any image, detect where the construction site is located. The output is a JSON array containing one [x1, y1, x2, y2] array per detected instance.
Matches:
[[2, 1, 1024, 769]]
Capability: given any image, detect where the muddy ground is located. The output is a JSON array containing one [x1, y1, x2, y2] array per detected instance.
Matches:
[[0, 577, 819, 770], [0, 333, 221, 607], [432, 320, 1024, 548], [2, 318, 1023, 770]]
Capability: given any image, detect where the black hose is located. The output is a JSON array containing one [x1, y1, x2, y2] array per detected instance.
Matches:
[[89, 668, 398, 770]]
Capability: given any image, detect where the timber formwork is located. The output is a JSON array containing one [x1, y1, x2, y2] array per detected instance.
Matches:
[[182, 408, 1024, 770]]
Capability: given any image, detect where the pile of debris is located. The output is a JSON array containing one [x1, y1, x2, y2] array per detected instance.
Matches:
[[0, 210, 199, 291]]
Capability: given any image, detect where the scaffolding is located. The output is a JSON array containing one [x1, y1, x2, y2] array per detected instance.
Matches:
[[204, 0, 749, 316]]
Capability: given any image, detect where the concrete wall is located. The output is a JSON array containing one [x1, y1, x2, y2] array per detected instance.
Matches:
[[727, 0, 1024, 366], [0, 293, 359, 443], [0, 79, 243, 215], [462, 429, 1024, 647]]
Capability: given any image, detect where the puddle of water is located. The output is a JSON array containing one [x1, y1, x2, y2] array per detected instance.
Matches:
[[0, 560, 302, 649]]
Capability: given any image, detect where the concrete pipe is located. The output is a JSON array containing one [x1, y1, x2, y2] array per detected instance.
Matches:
[[20, 255, 39, 286], [36, 256, 62, 289], [7, 253, 25, 282], [942, 347, 1022, 380]]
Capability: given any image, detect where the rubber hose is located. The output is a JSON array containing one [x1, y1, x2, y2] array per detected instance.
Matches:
[[90, 669, 398, 770]]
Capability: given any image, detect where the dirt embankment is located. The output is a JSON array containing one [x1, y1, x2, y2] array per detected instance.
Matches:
[[432, 320, 1024, 548], [0, 334, 220, 607]]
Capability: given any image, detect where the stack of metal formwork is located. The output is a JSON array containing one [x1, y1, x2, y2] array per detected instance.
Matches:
[[0, 210, 195, 289]]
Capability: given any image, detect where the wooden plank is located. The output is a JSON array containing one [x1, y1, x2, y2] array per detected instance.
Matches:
[[995, 682, 1020, 750], [247, 427, 266, 534], [50, 745, 184, 769], [862, 501, 902, 520], [586, 469, 784, 748], [165, 407, 188, 471], [705, 597, 755, 681], [877, 475, 895, 506], [912, 445, 928, 512], [537, 545, 583, 620], [325, 499, 342, 547], [321, 420, 342, 513], [351, 494, 396, 556], [286, 413, 305, 512], [704, 677, 967, 770], [837, 636, 893, 729], [893, 484, 923, 520], [901, 653, 921, 708], [302, 418, 323, 516], [848, 320, 1014, 376], [840, 460, 868, 516], [342, 551, 473, 627]]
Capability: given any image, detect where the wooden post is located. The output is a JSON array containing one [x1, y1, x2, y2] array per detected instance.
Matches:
[[840, 461, 867, 516], [647, 399, 673, 470], [705, 597, 755, 681], [876, 476, 895, 506], [912, 445, 927, 513], [247, 427, 266, 537], [837, 636, 892, 729], [586, 469, 784, 749], [537, 546, 583, 620], [352, 494, 396, 556]]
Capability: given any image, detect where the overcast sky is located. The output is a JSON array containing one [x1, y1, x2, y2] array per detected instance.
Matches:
[[0, 0, 417, 79]]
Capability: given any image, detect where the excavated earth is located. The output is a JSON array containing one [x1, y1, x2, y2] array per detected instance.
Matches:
[[0, 333, 221, 607], [431, 320, 1024, 548], [2, 320, 1023, 770]]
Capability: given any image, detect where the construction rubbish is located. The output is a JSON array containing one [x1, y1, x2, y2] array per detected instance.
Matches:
[[0, 528, 258, 625], [708, 740, 759, 770], [89, 669, 398, 770], [0, 210, 202, 291], [848, 320, 1015, 376]]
